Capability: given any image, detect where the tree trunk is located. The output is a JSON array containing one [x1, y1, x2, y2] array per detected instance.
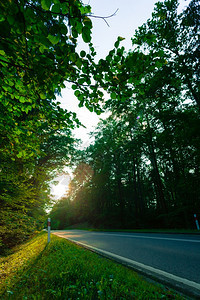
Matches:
[[115, 154, 125, 228], [132, 156, 144, 226], [146, 116, 167, 213]]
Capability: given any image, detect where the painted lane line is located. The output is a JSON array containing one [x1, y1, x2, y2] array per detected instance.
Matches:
[[64, 237, 200, 292], [89, 232, 200, 243]]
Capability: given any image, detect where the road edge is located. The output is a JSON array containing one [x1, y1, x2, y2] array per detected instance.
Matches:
[[53, 233, 200, 299]]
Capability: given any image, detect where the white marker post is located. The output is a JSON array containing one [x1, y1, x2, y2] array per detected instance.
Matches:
[[47, 217, 51, 243], [194, 214, 200, 230]]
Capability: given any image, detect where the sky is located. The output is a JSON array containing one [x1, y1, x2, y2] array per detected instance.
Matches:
[[51, 0, 190, 199]]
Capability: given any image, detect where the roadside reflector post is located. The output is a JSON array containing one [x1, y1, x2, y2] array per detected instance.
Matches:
[[47, 217, 51, 243], [194, 214, 200, 230]]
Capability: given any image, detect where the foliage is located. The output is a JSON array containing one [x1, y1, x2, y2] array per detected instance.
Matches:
[[0, 0, 105, 249], [51, 0, 200, 230], [133, 0, 200, 108], [0, 232, 183, 299]]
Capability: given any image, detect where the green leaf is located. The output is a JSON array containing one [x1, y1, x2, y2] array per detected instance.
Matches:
[[51, 3, 60, 13], [114, 41, 120, 48], [19, 96, 26, 103], [72, 28, 78, 38], [155, 61, 163, 68], [24, 106, 32, 114], [88, 106, 93, 112], [118, 36, 125, 41], [0, 50, 6, 56], [80, 5, 91, 15], [78, 78, 85, 85], [39, 45, 48, 54], [77, 94, 84, 101], [41, 0, 51, 10], [85, 102, 93, 112], [74, 90, 80, 97], [96, 110, 101, 115], [76, 22, 83, 34], [72, 85, 77, 90], [111, 92, 117, 99], [47, 34, 60, 45], [106, 55, 112, 62], [83, 17, 92, 29], [8, 80, 14, 87], [80, 50, 86, 58], [40, 93, 46, 99], [82, 27, 91, 43], [7, 15, 15, 25], [69, 53, 77, 63], [78, 101, 84, 107], [16, 151, 23, 158], [61, 2, 69, 14], [0, 15, 5, 22], [75, 58, 82, 69], [115, 36, 125, 48]]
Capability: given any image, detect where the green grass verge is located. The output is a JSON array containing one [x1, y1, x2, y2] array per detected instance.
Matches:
[[0, 232, 184, 299]]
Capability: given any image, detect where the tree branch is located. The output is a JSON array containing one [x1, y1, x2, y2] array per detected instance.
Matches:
[[87, 9, 119, 27], [27, 3, 119, 27]]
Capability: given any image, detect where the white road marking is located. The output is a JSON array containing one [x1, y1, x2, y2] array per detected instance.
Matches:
[[56, 235, 200, 292], [88, 232, 200, 243]]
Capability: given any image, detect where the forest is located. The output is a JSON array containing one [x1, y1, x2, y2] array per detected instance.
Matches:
[[50, 0, 200, 230], [0, 0, 199, 251]]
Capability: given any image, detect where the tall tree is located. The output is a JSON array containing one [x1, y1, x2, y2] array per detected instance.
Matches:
[[0, 0, 105, 249], [48, 0, 200, 231], [133, 0, 200, 108]]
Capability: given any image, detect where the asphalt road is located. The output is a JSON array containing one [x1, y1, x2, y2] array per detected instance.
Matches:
[[52, 230, 200, 296]]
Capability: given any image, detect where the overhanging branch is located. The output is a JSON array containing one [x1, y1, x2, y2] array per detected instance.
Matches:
[[87, 9, 119, 27]]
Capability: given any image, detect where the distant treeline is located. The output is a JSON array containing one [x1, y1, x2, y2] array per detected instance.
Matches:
[[50, 108, 199, 230], [50, 0, 200, 230]]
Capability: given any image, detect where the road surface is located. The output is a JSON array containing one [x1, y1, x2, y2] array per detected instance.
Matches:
[[52, 230, 200, 296]]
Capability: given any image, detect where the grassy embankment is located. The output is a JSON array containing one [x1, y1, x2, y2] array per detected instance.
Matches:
[[0, 231, 184, 299]]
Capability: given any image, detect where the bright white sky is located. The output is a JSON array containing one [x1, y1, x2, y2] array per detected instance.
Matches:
[[52, 0, 190, 198]]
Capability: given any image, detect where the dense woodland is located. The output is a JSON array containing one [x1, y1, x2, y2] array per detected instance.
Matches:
[[0, 0, 101, 250], [0, 0, 199, 250], [50, 0, 200, 230]]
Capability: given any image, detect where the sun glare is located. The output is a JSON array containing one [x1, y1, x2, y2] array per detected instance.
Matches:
[[52, 184, 67, 199], [51, 174, 71, 199]]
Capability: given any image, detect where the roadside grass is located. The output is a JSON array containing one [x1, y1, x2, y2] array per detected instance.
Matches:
[[0, 232, 184, 299], [0, 232, 47, 295]]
